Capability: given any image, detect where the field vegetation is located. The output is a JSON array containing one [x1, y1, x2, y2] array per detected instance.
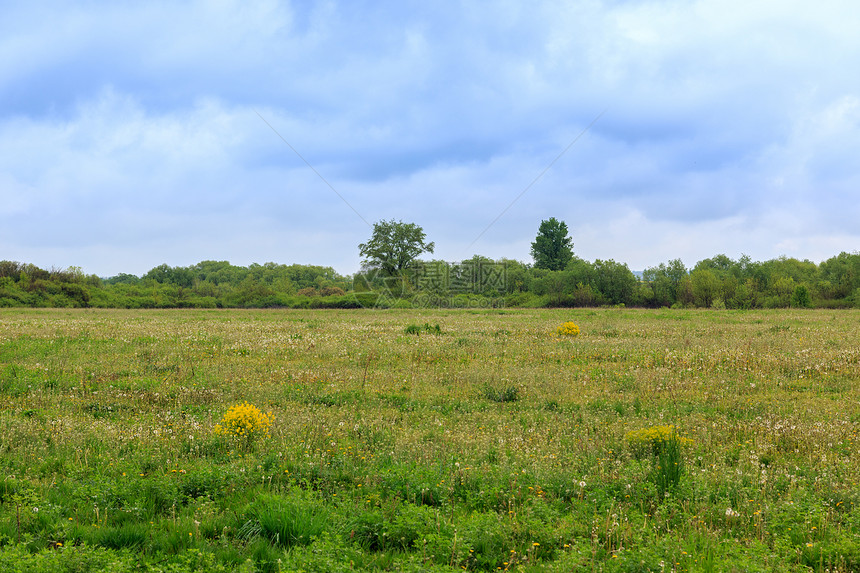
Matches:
[[1, 251, 859, 310], [1, 308, 859, 571]]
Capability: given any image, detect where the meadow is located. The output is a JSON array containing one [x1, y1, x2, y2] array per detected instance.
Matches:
[[0, 307, 859, 572]]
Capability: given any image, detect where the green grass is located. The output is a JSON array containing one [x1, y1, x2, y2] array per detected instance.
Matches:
[[0, 307, 859, 571]]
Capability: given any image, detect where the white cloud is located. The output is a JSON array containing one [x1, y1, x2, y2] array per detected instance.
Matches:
[[2, 0, 859, 276]]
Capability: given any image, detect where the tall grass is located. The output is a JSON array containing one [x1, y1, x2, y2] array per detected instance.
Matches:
[[0, 307, 858, 571]]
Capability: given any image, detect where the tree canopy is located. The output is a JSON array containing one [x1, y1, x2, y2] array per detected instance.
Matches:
[[358, 219, 435, 276], [530, 218, 574, 271]]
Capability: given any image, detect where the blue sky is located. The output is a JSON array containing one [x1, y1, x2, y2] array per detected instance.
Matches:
[[2, 0, 859, 277]]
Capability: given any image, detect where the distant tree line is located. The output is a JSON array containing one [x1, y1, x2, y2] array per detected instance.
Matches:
[[514, 252, 860, 309], [1, 251, 859, 309], [0, 260, 353, 309]]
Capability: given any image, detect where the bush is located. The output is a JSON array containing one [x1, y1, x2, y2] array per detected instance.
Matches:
[[791, 285, 811, 308], [347, 511, 385, 551], [555, 322, 580, 337], [214, 402, 273, 450], [319, 286, 346, 297]]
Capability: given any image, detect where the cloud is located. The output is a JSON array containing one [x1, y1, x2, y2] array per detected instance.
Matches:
[[1, 1, 859, 276]]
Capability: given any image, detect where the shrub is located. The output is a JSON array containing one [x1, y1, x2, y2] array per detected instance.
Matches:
[[384, 504, 436, 551], [347, 510, 385, 551], [319, 286, 346, 297], [214, 402, 273, 450], [555, 322, 580, 337], [791, 285, 811, 308]]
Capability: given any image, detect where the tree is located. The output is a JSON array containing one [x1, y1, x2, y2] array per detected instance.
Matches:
[[358, 219, 435, 276], [144, 264, 194, 288], [530, 218, 574, 271], [691, 268, 720, 307], [592, 259, 636, 305], [643, 259, 687, 307], [819, 252, 860, 299]]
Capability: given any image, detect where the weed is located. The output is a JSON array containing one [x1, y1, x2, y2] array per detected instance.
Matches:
[[483, 384, 519, 403], [626, 425, 691, 497], [405, 322, 442, 335], [242, 493, 328, 548]]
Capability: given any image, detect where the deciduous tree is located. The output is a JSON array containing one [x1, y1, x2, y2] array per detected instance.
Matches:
[[530, 218, 573, 271], [358, 220, 435, 276]]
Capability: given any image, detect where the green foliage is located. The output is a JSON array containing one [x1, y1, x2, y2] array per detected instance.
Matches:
[[592, 259, 637, 305], [530, 217, 574, 271], [358, 219, 435, 276], [4, 250, 860, 309], [482, 384, 519, 402], [792, 284, 812, 308], [0, 544, 145, 572], [404, 322, 442, 335], [691, 268, 720, 307], [627, 425, 691, 497], [642, 259, 688, 307], [241, 493, 329, 548], [83, 261, 350, 308], [651, 432, 685, 496]]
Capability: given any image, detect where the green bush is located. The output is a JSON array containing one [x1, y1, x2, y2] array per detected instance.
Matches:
[[791, 285, 811, 308]]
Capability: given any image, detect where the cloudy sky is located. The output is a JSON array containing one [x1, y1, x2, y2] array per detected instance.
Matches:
[[2, 1, 859, 277]]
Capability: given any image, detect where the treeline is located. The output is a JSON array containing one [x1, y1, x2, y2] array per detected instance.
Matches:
[[514, 252, 860, 309], [1, 252, 859, 309], [0, 260, 353, 309]]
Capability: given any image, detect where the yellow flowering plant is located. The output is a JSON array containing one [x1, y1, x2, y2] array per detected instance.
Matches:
[[625, 424, 692, 457], [626, 424, 693, 495], [214, 402, 273, 450], [556, 322, 580, 337]]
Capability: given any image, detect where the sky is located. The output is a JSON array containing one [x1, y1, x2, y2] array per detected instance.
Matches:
[[2, 0, 859, 278]]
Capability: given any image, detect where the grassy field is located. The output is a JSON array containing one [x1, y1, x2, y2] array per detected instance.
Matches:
[[1, 308, 859, 572]]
